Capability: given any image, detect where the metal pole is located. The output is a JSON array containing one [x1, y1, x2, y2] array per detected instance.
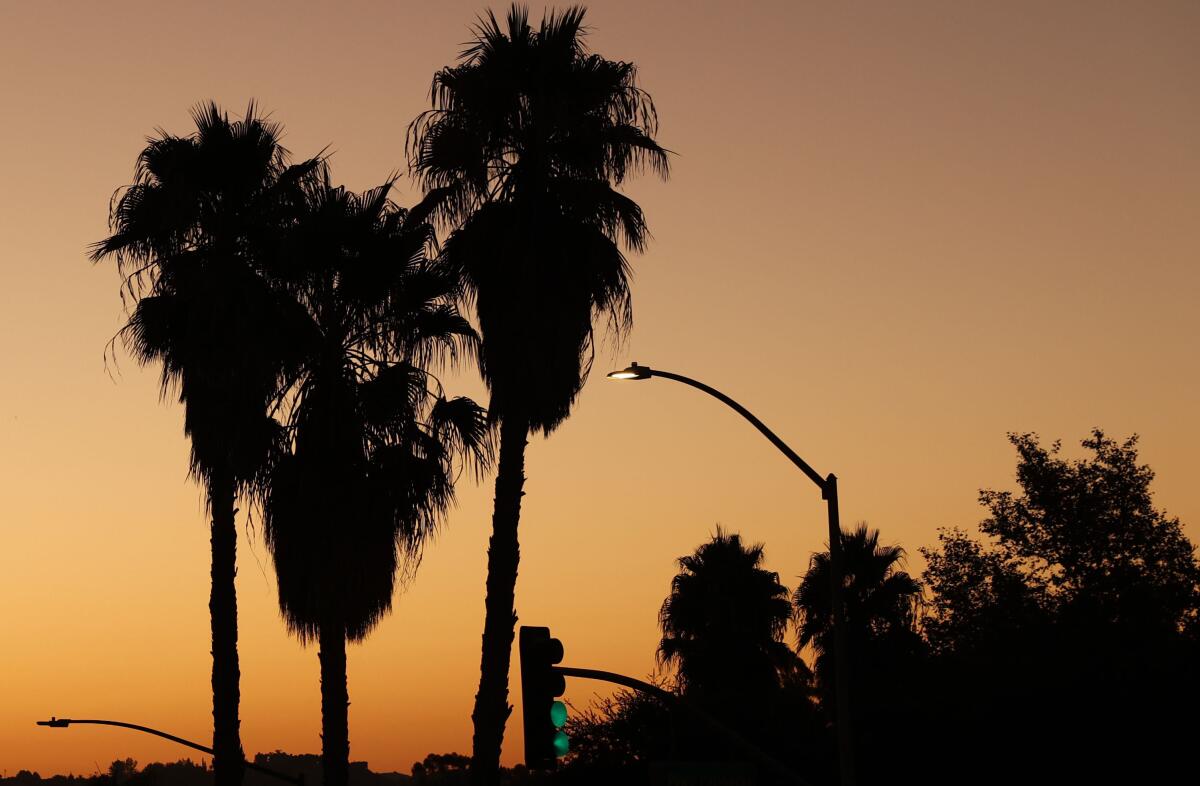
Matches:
[[823, 475, 856, 786]]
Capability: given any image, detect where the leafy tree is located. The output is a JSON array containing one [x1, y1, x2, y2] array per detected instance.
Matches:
[[920, 526, 1045, 654], [563, 686, 673, 769], [922, 430, 1200, 649], [408, 6, 669, 781], [557, 686, 673, 785], [988, 431, 1196, 630], [92, 103, 318, 786], [261, 171, 490, 786], [918, 431, 1200, 785], [411, 753, 470, 785], [106, 761, 136, 786]]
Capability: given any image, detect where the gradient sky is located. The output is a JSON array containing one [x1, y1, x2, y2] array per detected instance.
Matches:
[[2, 0, 1198, 776]]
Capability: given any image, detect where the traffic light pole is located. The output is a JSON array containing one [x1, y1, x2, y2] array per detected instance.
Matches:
[[554, 666, 812, 786]]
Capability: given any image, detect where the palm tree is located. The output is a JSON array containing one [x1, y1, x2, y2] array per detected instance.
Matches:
[[92, 103, 317, 786], [793, 524, 923, 710], [659, 529, 803, 720], [407, 8, 669, 779], [261, 171, 491, 786]]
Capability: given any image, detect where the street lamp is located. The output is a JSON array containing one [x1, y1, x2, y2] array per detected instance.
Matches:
[[607, 362, 857, 786]]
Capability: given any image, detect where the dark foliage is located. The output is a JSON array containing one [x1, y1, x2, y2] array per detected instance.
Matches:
[[794, 524, 924, 695], [917, 431, 1200, 785], [409, 3, 670, 432], [551, 688, 671, 785], [0, 756, 412, 786], [659, 530, 803, 708], [262, 168, 489, 648]]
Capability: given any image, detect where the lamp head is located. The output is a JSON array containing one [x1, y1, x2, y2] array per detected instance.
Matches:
[[38, 717, 71, 728], [607, 362, 652, 381]]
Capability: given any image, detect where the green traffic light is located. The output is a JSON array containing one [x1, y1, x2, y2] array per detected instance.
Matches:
[[553, 730, 569, 758], [550, 700, 567, 728]]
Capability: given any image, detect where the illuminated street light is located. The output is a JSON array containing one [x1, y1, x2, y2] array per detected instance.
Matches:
[[606, 362, 652, 380]]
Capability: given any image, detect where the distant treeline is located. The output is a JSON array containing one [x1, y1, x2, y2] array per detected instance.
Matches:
[[1, 754, 411, 786], [1, 752, 543, 786]]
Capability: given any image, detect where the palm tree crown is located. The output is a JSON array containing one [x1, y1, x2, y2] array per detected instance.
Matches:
[[409, 4, 670, 431], [659, 529, 799, 696], [263, 169, 490, 644], [794, 524, 923, 679], [93, 102, 315, 488]]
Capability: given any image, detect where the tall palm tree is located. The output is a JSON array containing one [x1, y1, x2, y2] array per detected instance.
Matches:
[[793, 524, 923, 708], [261, 171, 491, 786], [92, 103, 316, 786], [659, 529, 802, 704], [408, 8, 669, 779]]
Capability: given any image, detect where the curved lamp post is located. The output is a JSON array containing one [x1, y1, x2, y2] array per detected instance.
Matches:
[[607, 362, 856, 786], [37, 718, 302, 786]]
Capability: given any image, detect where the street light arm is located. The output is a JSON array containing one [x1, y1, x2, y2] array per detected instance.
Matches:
[[39, 719, 213, 756], [646, 368, 828, 491], [36, 719, 302, 786]]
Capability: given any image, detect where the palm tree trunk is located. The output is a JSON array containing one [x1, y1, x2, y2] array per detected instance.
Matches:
[[209, 468, 244, 786], [319, 620, 350, 786], [470, 412, 530, 786]]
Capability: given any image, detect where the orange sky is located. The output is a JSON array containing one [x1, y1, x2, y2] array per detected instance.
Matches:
[[2, 0, 1198, 777]]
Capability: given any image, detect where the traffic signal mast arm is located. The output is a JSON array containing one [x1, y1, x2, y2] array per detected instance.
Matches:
[[553, 666, 811, 786]]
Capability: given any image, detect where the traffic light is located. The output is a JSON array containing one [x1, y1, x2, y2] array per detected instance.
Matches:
[[519, 625, 569, 768]]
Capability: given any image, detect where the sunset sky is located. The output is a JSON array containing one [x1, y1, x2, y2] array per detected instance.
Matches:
[[2, 0, 1198, 776]]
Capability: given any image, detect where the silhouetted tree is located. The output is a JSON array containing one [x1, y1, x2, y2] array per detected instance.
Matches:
[[922, 431, 1200, 651], [918, 431, 1200, 785], [410, 754, 470, 785], [657, 529, 808, 765], [261, 170, 490, 786], [556, 685, 673, 785], [794, 524, 923, 693], [135, 759, 213, 786], [793, 524, 922, 782], [920, 526, 1046, 654], [659, 530, 800, 701], [106, 761, 136, 786], [92, 102, 318, 786], [994, 431, 1193, 630], [408, 7, 669, 782]]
